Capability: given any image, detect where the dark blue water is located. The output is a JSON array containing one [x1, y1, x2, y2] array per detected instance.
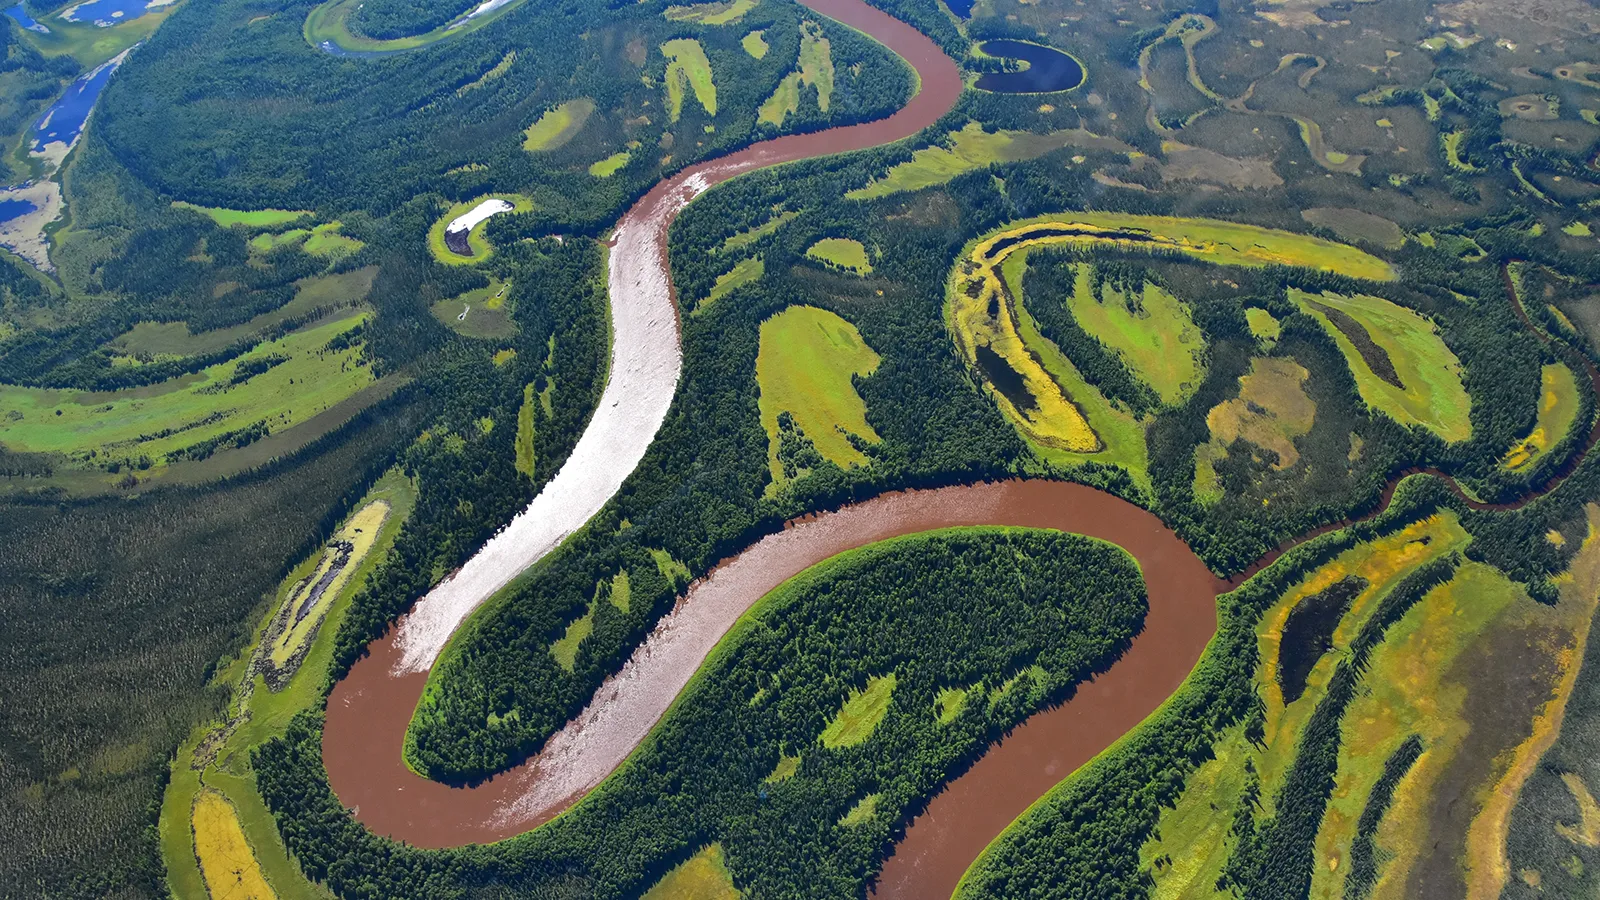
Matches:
[[60, 0, 156, 26], [942, 0, 973, 18], [4, 3, 49, 32], [30, 54, 124, 155], [974, 40, 1085, 93], [0, 198, 37, 224]]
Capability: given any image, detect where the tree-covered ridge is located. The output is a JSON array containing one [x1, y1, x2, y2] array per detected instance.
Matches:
[[257, 527, 1147, 898]]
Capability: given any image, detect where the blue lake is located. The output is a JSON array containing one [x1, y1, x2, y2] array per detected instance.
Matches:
[[974, 40, 1085, 94], [59, 0, 159, 26], [4, 3, 49, 32], [0, 197, 37, 224], [30, 53, 125, 156]]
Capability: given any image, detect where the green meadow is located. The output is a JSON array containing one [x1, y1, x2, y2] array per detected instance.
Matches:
[[847, 122, 1117, 200], [663, 39, 717, 121], [1061, 265, 1204, 406], [805, 237, 871, 274], [427, 194, 535, 264], [755, 305, 880, 487], [1503, 363, 1583, 470], [523, 99, 594, 152], [821, 674, 897, 749], [172, 202, 310, 229]]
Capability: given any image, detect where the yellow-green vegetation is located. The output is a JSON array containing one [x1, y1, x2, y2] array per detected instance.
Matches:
[[741, 29, 767, 59], [426, 194, 534, 265], [1419, 31, 1480, 52], [805, 237, 871, 274], [191, 789, 277, 900], [110, 268, 375, 360], [650, 547, 692, 584], [1282, 113, 1364, 174], [1193, 358, 1315, 501], [516, 382, 536, 477], [12, 3, 174, 69], [757, 20, 831, 126], [972, 213, 1395, 282], [821, 674, 897, 749], [173, 202, 310, 229], [640, 843, 741, 899], [160, 471, 414, 900], [935, 686, 971, 724], [755, 306, 880, 488], [847, 123, 1109, 200], [701, 256, 763, 311], [720, 209, 797, 252], [1293, 289, 1472, 443], [662, 39, 717, 121], [523, 99, 594, 152], [249, 222, 363, 259], [1503, 364, 1583, 470], [665, 0, 757, 25], [550, 605, 594, 671], [839, 793, 881, 827], [765, 754, 800, 782], [430, 277, 516, 339], [1060, 264, 1203, 405], [1564, 221, 1594, 237], [588, 151, 631, 177], [1442, 130, 1483, 172], [1246, 308, 1281, 344], [1140, 514, 1471, 898], [0, 313, 372, 470], [454, 51, 516, 98], [266, 500, 390, 668]]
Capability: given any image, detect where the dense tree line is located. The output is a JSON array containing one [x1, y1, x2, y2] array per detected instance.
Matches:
[[260, 528, 1147, 897]]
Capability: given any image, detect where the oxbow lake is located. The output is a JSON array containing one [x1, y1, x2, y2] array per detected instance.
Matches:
[[975, 39, 1085, 93]]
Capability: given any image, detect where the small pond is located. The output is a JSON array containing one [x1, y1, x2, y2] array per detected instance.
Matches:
[[974, 40, 1084, 94], [942, 0, 973, 18], [0, 197, 38, 225], [5, 3, 48, 31], [30, 51, 128, 161], [58, 0, 168, 26]]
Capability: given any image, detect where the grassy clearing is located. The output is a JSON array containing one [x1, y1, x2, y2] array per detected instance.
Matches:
[[588, 151, 631, 178], [665, 0, 757, 25], [1061, 264, 1203, 405], [805, 237, 871, 274], [765, 754, 800, 782], [523, 99, 594, 152], [249, 222, 363, 259], [266, 499, 390, 668], [172, 202, 310, 229], [741, 29, 767, 58], [973, 213, 1395, 282], [192, 789, 276, 900], [1504, 363, 1583, 470], [662, 39, 717, 121], [719, 210, 796, 253], [551, 571, 630, 670], [756, 306, 880, 488], [426, 194, 534, 265], [935, 686, 971, 724], [1442, 130, 1483, 173], [14, 5, 173, 68], [302, 0, 530, 53], [1292, 289, 1472, 443], [821, 674, 897, 749], [516, 382, 536, 477], [1246, 308, 1281, 344], [1140, 515, 1470, 898], [757, 20, 830, 126], [1193, 357, 1315, 500], [0, 313, 372, 469], [110, 268, 375, 359], [701, 256, 763, 311], [429, 277, 516, 339], [839, 793, 881, 827], [640, 844, 741, 899], [848, 122, 1113, 200]]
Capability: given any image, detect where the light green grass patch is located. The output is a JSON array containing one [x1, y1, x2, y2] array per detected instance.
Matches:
[[641, 843, 741, 899], [720, 210, 797, 253], [588, 151, 631, 177], [1246, 308, 1281, 344], [550, 601, 596, 671], [765, 754, 800, 783], [665, 0, 757, 24], [651, 548, 692, 585], [1293, 289, 1472, 442], [303, 222, 363, 258], [839, 793, 881, 827], [1442, 130, 1483, 172], [516, 382, 536, 477], [304, 0, 533, 54], [756, 306, 880, 487], [608, 570, 632, 613], [741, 29, 767, 58], [662, 39, 717, 121], [267, 499, 390, 667], [427, 194, 534, 265], [848, 122, 1110, 199], [757, 20, 831, 125], [805, 237, 871, 274], [821, 674, 896, 748], [701, 256, 763, 311], [0, 314, 372, 467], [1564, 221, 1594, 237], [1063, 264, 1203, 405], [1503, 363, 1583, 470], [935, 686, 970, 724], [173, 202, 310, 229], [249, 228, 310, 253], [523, 98, 595, 152], [429, 278, 516, 339]]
